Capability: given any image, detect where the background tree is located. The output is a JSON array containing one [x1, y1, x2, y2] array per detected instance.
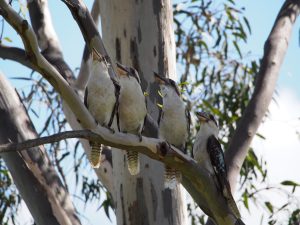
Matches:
[[0, 0, 300, 225]]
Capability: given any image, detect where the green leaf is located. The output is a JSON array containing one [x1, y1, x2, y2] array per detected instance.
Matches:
[[178, 81, 189, 86], [3, 37, 12, 43], [158, 90, 163, 98], [281, 180, 300, 186], [265, 201, 273, 213], [243, 16, 252, 34], [256, 133, 266, 140], [233, 40, 242, 58], [156, 103, 163, 109], [242, 191, 249, 210]]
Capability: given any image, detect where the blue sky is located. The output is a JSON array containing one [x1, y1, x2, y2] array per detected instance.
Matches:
[[1, 0, 300, 225]]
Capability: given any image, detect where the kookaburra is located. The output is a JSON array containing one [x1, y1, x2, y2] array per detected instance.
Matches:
[[116, 62, 147, 176], [154, 72, 190, 189], [84, 49, 120, 168], [193, 112, 242, 220]]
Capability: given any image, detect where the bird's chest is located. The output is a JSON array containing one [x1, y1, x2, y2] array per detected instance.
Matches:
[[87, 75, 116, 124], [193, 137, 214, 174], [119, 79, 146, 132], [193, 133, 210, 160], [159, 107, 187, 148]]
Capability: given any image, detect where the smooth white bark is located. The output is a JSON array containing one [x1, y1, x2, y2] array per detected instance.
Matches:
[[99, 1, 187, 224]]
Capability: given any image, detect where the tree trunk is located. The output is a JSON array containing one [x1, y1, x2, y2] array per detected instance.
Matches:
[[0, 73, 81, 225], [99, 1, 187, 224]]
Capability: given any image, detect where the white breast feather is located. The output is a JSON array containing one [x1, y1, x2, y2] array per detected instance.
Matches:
[[119, 77, 147, 134], [87, 61, 116, 126], [193, 123, 218, 173], [159, 87, 188, 149]]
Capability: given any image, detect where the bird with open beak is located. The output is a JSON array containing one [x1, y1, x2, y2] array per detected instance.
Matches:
[[84, 49, 120, 168], [193, 112, 243, 221], [116, 62, 147, 176], [154, 72, 190, 189]]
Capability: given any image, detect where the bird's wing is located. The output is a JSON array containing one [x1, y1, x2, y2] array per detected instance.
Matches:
[[185, 107, 191, 136], [157, 107, 163, 125], [207, 135, 227, 177], [141, 96, 148, 135], [182, 108, 191, 154], [109, 80, 121, 130], [84, 87, 88, 108], [207, 135, 241, 218]]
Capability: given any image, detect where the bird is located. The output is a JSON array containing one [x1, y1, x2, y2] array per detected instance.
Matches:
[[116, 62, 147, 176], [84, 49, 120, 168], [193, 111, 242, 220], [154, 72, 190, 189]]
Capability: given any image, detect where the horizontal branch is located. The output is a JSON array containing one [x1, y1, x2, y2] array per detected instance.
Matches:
[[0, 44, 35, 70], [0, 72, 81, 225], [0, 130, 91, 153], [0, 125, 240, 225], [0, 1, 241, 224]]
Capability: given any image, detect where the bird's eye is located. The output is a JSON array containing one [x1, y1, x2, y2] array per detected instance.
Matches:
[[209, 114, 218, 127]]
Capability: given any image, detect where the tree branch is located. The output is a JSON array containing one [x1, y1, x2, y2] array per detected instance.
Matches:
[[0, 125, 239, 225], [0, 72, 81, 225], [0, 130, 92, 153], [27, 0, 74, 82], [60, 0, 118, 81], [0, 1, 241, 224], [225, 0, 300, 191], [0, 1, 96, 129], [0, 44, 35, 69], [75, 0, 101, 91], [0, 3, 112, 195]]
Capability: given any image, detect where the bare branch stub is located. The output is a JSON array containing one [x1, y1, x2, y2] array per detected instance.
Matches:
[[0, 45, 35, 70]]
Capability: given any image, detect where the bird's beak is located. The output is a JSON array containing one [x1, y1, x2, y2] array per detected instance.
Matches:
[[116, 62, 129, 76], [153, 71, 166, 85], [196, 112, 209, 122]]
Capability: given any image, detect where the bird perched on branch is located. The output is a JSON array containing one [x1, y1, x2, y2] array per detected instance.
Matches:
[[154, 72, 190, 189], [193, 112, 242, 220], [116, 62, 147, 176], [84, 49, 120, 168]]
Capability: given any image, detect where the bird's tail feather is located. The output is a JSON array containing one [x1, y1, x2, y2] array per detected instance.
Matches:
[[227, 195, 241, 219], [221, 180, 241, 219], [127, 150, 140, 175], [164, 166, 181, 189], [89, 142, 102, 168], [223, 184, 241, 219], [235, 218, 246, 225]]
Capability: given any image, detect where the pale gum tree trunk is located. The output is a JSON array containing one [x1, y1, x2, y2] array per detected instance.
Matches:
[[99, 1, 187, 225]]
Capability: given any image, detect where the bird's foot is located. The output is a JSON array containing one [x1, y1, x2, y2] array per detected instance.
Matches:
[[138, 133, 143, 142]]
